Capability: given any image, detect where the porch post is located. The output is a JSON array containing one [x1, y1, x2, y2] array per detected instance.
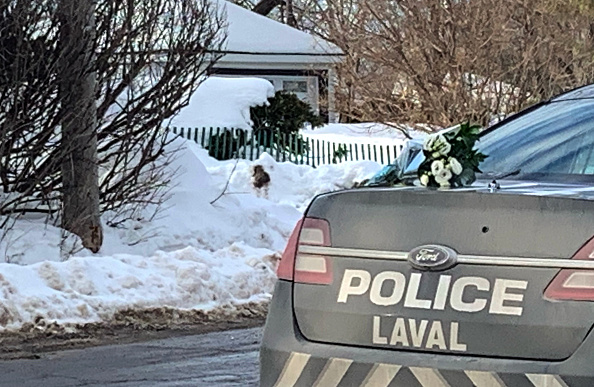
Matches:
[[328, 67, 339, 123]]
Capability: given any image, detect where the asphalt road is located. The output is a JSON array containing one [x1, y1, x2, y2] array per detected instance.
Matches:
[[0, 327, 262, 387]]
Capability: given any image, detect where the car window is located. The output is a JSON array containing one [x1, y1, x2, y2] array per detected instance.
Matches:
[[477, 99, 594, 182]]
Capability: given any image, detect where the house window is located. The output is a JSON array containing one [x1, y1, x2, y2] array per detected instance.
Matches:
[[282, 80, 308, 93]]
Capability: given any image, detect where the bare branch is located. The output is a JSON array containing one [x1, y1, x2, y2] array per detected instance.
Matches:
[[0, 0, 227, 244], [210, 159, 241, 205]]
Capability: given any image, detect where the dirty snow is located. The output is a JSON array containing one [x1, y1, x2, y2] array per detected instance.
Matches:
[[0, 137, 381, 331], [170, 77, 275, 131]]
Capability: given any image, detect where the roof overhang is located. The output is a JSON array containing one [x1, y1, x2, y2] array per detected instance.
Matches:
[[213, 52, 344, 70]]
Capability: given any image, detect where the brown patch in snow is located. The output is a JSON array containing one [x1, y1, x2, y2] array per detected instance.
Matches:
[[0, 301, 268, 360]]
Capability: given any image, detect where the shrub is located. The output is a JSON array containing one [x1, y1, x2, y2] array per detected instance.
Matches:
[[250, 90, 324, 134], [208, 90, 324, 160]]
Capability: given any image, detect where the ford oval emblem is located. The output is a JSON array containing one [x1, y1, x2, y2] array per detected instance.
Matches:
[[407, 245, 458, 271]]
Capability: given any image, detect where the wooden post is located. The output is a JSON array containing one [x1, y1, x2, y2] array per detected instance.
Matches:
[[332, 143, 337, 163], [264, 130, 270, 158], [250, 129, 256, 161], [214, 127, 221, 159], [315, 139, 320, 167], [282, 132, 287, 162], [208, 127, 213, 151], [293, 133, 299, 164]]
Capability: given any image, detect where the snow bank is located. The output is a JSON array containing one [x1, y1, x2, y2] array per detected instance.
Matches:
[[0, 137, 382, 330], [207, 153, 381, 212], [170, 77, 275, 131], [0, 243, 276, 329]]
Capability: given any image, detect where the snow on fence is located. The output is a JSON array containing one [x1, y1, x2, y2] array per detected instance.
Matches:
[[169, 127, 404, 166]]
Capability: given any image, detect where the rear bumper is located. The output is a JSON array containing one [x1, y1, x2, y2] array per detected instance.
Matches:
[[260, 280, 594, 387]]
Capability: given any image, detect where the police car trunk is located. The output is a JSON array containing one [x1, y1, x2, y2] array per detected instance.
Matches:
[[278, 187, 594, 360]]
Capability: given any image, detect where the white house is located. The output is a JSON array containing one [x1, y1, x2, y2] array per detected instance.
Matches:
[[210, 0, 344, 122]]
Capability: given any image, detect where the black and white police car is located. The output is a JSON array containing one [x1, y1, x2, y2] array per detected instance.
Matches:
[[260, 84, 594, 387]]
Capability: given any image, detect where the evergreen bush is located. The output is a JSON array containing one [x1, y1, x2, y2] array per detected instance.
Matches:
[[207, 90, 324, 161]]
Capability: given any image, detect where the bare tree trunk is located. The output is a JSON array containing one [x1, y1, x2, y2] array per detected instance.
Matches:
[[58, 0, 103, 253], [285, 0, 297, 27]]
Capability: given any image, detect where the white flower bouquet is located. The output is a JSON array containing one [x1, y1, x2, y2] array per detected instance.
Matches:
[[418, 123, 487, 188]]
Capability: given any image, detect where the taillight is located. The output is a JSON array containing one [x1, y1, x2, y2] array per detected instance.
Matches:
[[544, 237, 594, 301], [276, 219, 303, 281], [276, 217, 333, 285]]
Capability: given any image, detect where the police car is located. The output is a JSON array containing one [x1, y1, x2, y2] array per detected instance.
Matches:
[[260, 84, 594, 387]]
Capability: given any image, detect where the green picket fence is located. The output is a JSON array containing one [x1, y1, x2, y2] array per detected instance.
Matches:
[[169, 127, 404, 166]]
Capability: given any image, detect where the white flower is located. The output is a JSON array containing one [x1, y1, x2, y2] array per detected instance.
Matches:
[[433, 134, 452, 156], [425, 134, 451, 157], [420, 174, 429, 186], [423, 135, 436, 151], [431, 160, 445, 175], [434, 168, 452, 187], [449, 157, 463, 175]]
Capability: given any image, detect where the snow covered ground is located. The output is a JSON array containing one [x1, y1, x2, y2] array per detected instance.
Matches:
[[0, 137, 381, 331], [300, 122, 428, 146]]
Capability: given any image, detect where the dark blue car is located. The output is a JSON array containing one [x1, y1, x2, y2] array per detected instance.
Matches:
[[260, 84, 594, 387]]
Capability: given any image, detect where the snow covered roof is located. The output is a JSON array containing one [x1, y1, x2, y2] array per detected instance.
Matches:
[[214, 0, 343, 66]]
